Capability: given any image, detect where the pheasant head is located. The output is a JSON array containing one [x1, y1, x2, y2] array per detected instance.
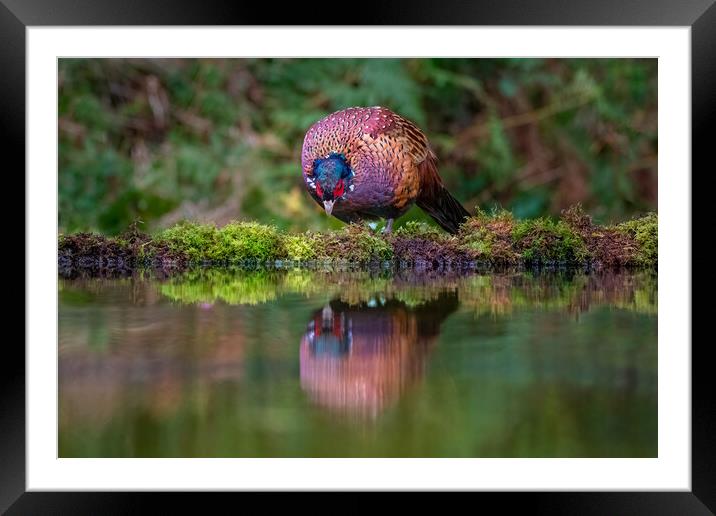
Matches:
[[311, 153, 354, 215]]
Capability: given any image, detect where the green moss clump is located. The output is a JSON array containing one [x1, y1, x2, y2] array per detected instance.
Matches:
[[212, 222, 284, 262], [284, 233, 320, 261], [155, 221, 285, 263], [616, 213, 658, 267], [315, 224, 393, 262], [155, 222, 219, 261], [58, 206, 658, 274], [458, 209, 517, 264], [152, 221, 393, 264], [343, 225, 394, 262], [394, 221, 446, 241], [512, 217, 589, 264]]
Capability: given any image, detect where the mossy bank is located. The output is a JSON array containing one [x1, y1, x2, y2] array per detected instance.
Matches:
[[58, 205, 657, 276]]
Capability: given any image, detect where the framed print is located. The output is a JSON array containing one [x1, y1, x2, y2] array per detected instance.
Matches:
[[6, 0, 712, 511]]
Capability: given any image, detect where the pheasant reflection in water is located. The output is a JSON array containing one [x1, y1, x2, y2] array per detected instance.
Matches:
[[299, 292, 459, 418]]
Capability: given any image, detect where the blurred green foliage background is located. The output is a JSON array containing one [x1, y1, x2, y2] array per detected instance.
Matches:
[[59, 58, 657, 235]]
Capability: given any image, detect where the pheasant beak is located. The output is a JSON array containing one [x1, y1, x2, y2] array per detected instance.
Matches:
[[323, 200, 334, 215]]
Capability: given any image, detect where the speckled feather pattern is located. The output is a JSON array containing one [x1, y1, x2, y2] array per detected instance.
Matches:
[[301, 106, 441, 222]]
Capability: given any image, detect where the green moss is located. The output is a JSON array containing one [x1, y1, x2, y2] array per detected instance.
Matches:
[[394, 221, 445, 241], [512, 217, 589, 264], [58, 206, 657, 272], [311, 224, 393, 262], [212, 222, 285, 262], [458, 209, 517, 263], [155, 221, 285, 263], [152, 221, 393, 264], [155, 221, 219, 261], [463, 238, 492, 255], [284, 233, 320, 261], [342, 225, 394, 261], [616, 213, 658, 267]]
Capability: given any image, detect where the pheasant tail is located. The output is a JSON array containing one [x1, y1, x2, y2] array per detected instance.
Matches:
[[416, 156, 470, 234]]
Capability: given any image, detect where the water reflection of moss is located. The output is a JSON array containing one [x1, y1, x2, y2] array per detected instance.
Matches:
[[58, 286, 96, 306], [158, 268, 452, 308], [458, 272, 656, 316], [156, 268, 657, 316], [461, 274, 588, 314], [160, 269, 280, 305]]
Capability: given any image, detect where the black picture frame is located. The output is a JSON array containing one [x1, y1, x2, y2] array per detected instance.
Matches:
[[5, 0, 711, 512]]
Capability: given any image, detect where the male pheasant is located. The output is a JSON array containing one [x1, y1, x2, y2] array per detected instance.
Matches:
[[301, 106, 470, 234]]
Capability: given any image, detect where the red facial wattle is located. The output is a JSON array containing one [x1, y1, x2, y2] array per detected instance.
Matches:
[[315, 182, 324, 198], [333, 180, 345, 198]]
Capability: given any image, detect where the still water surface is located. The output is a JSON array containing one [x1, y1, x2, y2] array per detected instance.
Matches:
[[59, 269, 657, 457]]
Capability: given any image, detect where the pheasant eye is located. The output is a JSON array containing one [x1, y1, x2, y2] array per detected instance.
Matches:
[[334, 180, 345, 198], [315, 182, 323, 198]]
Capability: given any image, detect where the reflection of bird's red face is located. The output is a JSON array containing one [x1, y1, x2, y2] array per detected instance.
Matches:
[[312, 310, 344, 339], [299, 299, 434, 419], [305, 305, 351, 357]]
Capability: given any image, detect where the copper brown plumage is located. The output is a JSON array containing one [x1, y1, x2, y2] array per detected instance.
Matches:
[[301, 106, 470, 233]]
